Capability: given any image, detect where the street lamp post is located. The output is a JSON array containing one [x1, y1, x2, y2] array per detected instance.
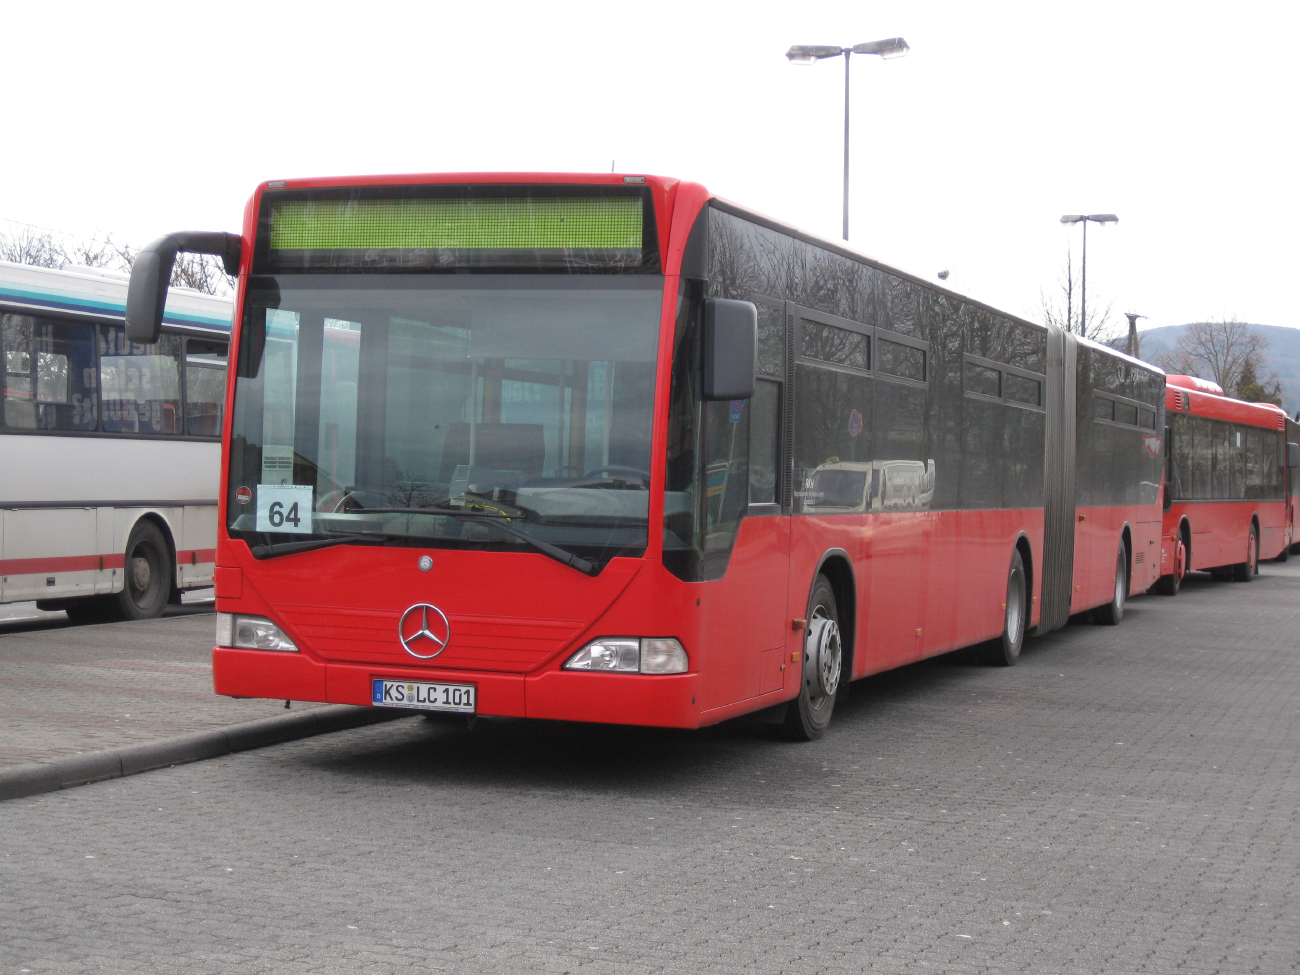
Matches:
[[787, 37, 910, 241], [1124, 312, 1146, 358], [1059, 213, 1118, 335]]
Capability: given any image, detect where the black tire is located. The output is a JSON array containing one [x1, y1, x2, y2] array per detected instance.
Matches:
[[63, 596, 117, 625], [1093, 543, 1128, 626], [1232, 524, 1259, 582], [116, 521, 172, 620], [783, 575, 842, 742], [1154, 532, 1185, 596], [983, 550, 1028, 666]]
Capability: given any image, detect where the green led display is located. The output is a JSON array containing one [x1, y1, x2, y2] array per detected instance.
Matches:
[[269, 197, 643, 253]]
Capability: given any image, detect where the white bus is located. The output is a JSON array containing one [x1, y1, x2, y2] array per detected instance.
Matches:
[[0, 260, 231, 621]]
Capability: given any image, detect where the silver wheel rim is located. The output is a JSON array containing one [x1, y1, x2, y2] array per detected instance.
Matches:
[[805, 607, 841, 705], [127, 542, 160, 606], [1007, 569, 1024, 644], [1115, 553, 1126, 609]]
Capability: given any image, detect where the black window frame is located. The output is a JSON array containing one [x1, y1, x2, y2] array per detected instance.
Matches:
[[962, 352, 1046, 414]]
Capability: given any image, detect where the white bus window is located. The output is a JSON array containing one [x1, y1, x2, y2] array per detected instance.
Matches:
[[1, 314, 97, 431], [99, 327, 183, 435], [184, 337, 228, 437]]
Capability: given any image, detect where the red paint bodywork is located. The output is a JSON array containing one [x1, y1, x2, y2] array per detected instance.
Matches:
[[210, 173, 1161, 728], [1160, 378, 1290, 576]]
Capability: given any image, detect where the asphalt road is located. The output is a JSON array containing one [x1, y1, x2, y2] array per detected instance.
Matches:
[[0, 593, 325, 769], [2, 566, 1298, 974]]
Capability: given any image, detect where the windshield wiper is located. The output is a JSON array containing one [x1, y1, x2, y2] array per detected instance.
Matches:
[[249, 532, 390, 560], [251, 522, 598, 575], [464, 517, 599, 576]]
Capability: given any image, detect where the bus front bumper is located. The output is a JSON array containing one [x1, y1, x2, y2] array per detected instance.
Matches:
[[212, 648, 702, 729]]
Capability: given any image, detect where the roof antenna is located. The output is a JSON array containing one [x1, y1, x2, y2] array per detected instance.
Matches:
[[611, 160, 616, 173]]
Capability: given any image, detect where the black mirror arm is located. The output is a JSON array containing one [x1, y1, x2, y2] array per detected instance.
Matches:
[[125, 231, 242, 344]]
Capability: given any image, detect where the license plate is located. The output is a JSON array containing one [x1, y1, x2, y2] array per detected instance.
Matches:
[[372, 679, 476, 713]]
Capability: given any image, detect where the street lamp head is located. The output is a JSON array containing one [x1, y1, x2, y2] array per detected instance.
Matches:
[[1060, 214, 1084, 224], [1088, 214, 1119, 225], [851, 37, 910, 59], [786, 45, 845, 64]]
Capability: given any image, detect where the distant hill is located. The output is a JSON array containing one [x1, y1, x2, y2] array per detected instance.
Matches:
[[1135, 323, 1300, 419]]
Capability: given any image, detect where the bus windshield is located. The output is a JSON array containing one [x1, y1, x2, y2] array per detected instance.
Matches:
[[226, 274, 663, 566]]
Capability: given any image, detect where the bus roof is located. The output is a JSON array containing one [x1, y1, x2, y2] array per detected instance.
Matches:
[[0, 259, 232, 334], [1166, 374, 1287, 428]]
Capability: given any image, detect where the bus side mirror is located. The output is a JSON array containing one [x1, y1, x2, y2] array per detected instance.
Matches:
[[126, 231, 242, 344], [1287, 442, 1299, 469], [702, 298, 756, 401]]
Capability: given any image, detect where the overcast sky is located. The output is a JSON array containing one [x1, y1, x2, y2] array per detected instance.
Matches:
[[5, 0, 1296, 334]]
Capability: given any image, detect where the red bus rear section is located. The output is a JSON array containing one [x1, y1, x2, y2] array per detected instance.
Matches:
[[130, 173, 1179, 739], [1155, 375, 1295, 593]]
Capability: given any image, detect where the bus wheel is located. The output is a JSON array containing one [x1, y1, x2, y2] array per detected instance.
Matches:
[[1232, 525, 1259, 582], [1093, 543, 1127, 625], [1154, 536, 1186, 596], [783, 575, 841, 741], [117, 521, 172, 620], [983, 550, 1027, 666]]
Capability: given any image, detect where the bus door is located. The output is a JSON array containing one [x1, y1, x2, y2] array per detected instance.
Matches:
[[697, 376, 790, 709]]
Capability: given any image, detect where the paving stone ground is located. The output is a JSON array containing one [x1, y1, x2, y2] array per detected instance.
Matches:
[[1, 564, 1298, 973], [0, 597, 323, 768]]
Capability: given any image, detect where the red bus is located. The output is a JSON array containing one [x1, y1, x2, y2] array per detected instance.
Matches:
[[1155, 374, 1297, 593], [125, 174, 1165, 740]]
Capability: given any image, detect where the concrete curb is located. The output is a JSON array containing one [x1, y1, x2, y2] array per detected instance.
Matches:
[[0, 705, 411, 802]]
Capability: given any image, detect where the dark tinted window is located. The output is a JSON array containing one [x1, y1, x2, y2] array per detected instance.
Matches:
[[749, 378, 780, 504], [1115, 401, 1138, 426], [802, 320, 868, 370], [1139, 408, 1156, 430], [1005, 373, 1040, 407], [1093, 396, 1113, 421], [756, 301, 785, 379], [794, 364, 872, 511], [877, 339, 926, 382], [965, 361, 1000, 398]]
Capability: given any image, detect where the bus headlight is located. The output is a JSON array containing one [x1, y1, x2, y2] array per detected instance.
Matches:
[[217, 612, 299, 652], [563, 637, 687, 674], [639, 638, 689, 674]]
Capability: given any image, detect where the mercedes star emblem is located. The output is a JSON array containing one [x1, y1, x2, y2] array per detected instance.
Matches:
[[398, 603, 451, 659]]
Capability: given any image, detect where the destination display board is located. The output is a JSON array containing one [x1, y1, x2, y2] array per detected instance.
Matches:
[[256, 186, 657, 272]]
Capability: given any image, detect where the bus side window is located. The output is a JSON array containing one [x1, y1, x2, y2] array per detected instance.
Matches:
[[99, 326, 182, 436], [750, 299, 784, 507], [184, 337, 229, 437], [1, 314, 97, 432], [749, 379, 780, 505]]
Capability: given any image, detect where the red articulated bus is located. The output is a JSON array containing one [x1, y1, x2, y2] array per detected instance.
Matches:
[[125, 174, 1165, 740], [1155, 374, 1298, 594]]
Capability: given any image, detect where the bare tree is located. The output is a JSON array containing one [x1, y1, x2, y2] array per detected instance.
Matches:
[[1039, 251, 1118, 342], [0, 224, 232, 297], [0, 226, 66, 268], [63, 233, 136, 272], [168, 252, 234, 297], [1157, 318, 1271, 393]]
